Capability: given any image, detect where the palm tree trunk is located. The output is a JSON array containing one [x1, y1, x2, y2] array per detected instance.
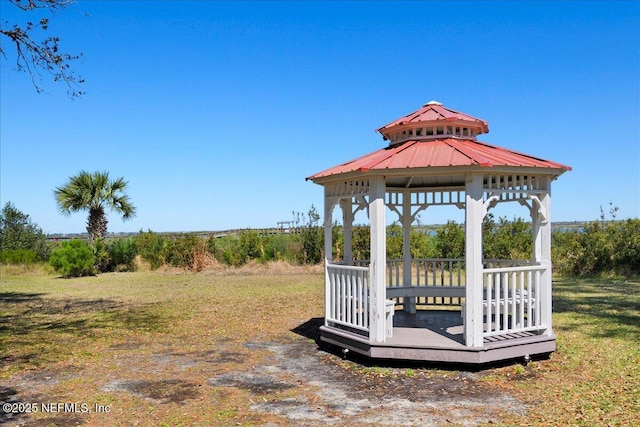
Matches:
[[87, 206, 108, 243]]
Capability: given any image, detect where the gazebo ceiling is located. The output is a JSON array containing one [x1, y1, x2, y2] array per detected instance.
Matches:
[[307, 102, 571, 185]]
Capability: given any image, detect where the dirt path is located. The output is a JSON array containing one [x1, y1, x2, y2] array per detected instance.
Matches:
[[218, 340, 526, 426]]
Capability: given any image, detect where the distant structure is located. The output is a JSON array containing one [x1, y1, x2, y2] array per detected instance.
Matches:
[[307, 101, 571, 364], [277, 221, 293, 231]]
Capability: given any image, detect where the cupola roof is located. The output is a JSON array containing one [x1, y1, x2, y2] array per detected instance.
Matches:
[[376, 101, 489, 145]]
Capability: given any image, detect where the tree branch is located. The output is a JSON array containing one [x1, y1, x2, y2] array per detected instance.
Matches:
[[1, 0, 84, 98], [9, 0, 74, 12]]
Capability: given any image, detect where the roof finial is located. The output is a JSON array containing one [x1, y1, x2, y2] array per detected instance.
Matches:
[[424, 100, 443, 106]]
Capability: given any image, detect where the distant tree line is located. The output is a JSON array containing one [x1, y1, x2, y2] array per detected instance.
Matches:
[[1, 202, 638, 278]]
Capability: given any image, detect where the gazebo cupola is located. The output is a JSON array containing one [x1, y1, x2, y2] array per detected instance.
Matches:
[[307, 101, 571, 365], [378, 100, 489, 145]]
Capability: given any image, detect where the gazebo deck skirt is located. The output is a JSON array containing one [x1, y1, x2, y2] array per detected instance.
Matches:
[[320, 310, 556, 365]]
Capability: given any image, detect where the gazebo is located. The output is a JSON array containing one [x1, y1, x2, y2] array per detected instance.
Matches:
[[306, 101, 571, 364]]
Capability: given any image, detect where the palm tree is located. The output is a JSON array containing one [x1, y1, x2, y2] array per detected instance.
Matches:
[[54, 170, 136, 242]]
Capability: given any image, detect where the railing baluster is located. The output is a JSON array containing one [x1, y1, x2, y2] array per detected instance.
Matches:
[[363, 271, 369, 329], [535, 269, 541, 327], [394, 259, 398, 287], [329, 268, 335, 321], [351, 270, 356, 327], [510, 271, 517, 331], [526, 270, 532, 327], [339, 271, 345, 323], [431, 260, 436, 287], [495, 272, 502, 333], [519, 271, 525, 328], [486, 272, 493, 333], [361, 269, 367, 328], [335, 269, 340, 321], [502, 272, 509, 332]]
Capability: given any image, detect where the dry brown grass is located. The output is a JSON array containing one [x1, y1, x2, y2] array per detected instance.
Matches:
[[136, 256, 323, 276], [199, 259, 324, 276]]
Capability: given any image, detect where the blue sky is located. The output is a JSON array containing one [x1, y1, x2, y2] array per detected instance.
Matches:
[[1, 1, 638, 234]]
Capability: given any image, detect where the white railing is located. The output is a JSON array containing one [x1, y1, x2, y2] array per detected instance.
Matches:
[[482, 263, 546, 337], [483, 259, 534, 269], [326, 263, 370, 333]]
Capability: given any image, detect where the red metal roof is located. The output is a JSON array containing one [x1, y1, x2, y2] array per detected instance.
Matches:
[[307, 138, 572, 181], [376, 101, 490, 136]]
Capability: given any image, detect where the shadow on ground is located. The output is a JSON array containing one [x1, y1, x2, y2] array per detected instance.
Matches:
[[0, 291, 169, 370]]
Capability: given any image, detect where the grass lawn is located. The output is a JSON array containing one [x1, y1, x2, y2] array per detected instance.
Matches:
[[1, 265, 638, 426], [487, 276, 639, 426]]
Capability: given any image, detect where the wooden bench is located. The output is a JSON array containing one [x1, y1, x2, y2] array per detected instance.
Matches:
[[386, 286, 465, 313], [460, 290, 537, 331]]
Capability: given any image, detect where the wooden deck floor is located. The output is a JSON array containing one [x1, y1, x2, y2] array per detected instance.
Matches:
[[320, 309, 556, 365], [390, 309, 465, 347]]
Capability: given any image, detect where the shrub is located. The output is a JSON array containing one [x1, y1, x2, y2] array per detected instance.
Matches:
[[292, 206, 323, 265], [300, 225, 323, 265], [217, 237, 243, 266], [553, 218, 640, 276], [261, 234, 290, 262], [0, 202, 51, 261], [387, 223, 403, 259], [434, 221, 465, 259], [0, 249, 38, 264], [411, 229, 437, 258], [613, 219, 640, 275], [206, 236, 217, 256], [166, 234, 195, 268], [331, 224, 344, 261], [351, 226, 370, 261], [238, 230, 263, 263], [92, 238, 111, 273], [107, 238, 137, 272], [208, 235, 239, 266], [134, 230, 167, 270], [49, 239, 95, 277], [483, 215, 532, 260], [165, 234, 211, 270]]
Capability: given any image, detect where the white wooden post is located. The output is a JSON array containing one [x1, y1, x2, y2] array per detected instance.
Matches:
[[402, 191, 415, 312], [532, 195, 542, 264], [324, 190, 335, 265], [464, 172, 484, 347], [538, 177, 553, 336], [324, 188, 335, 328], [341, 198, 353, 265], [369, 175, 387, 342]]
